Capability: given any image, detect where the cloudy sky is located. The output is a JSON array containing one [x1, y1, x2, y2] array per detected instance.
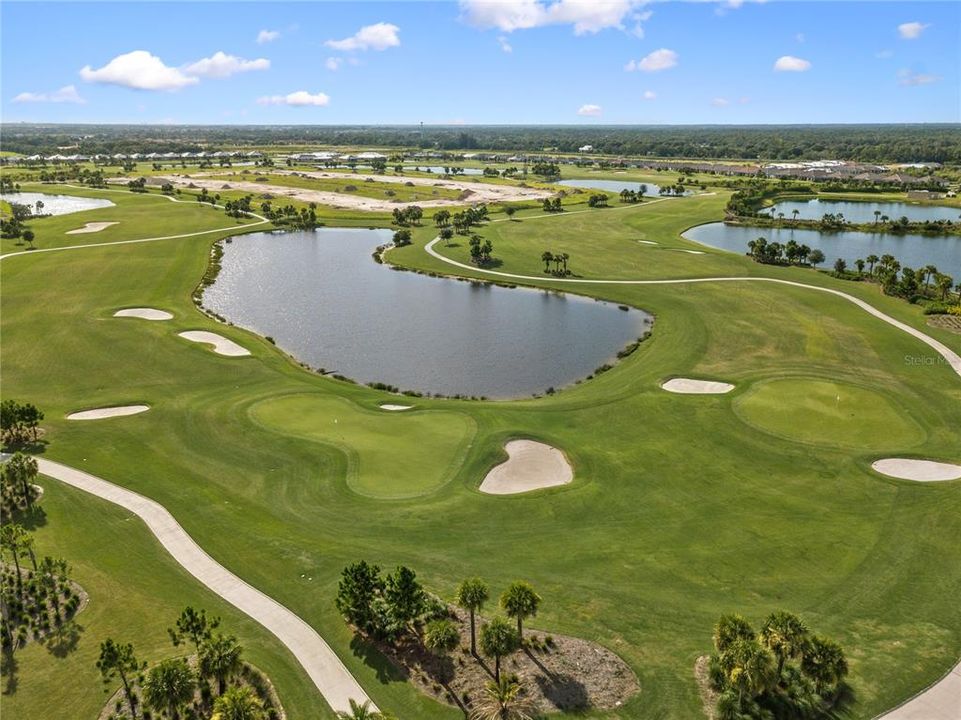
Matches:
[[2, 1, 957, 124]]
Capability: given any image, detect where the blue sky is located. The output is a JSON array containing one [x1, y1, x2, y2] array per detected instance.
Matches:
[[2, 1, 958, 125]]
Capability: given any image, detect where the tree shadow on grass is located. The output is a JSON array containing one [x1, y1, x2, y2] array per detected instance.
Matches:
[[1, 650, 19, 695], [15, 503, 48, 531], [349, 635, 408, 684], [45, 620, 84, 659]]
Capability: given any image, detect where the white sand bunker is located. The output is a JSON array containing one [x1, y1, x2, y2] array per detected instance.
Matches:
[[672, 249, 705, 255], [480, 440, 573, 495], [67, 405, 150, 421], [637, 240, 658, 245], [872, 459, 961, 482], [380, 404, 413, 411], [662, 378, 735, 394], [66, 222, 118, 234], [114, 308, 173, 321], [179, 331, 251, 357]]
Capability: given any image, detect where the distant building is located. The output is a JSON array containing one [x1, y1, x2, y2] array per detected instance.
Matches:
[[907, 190, 943, 200], [578, 145, 594, 153]]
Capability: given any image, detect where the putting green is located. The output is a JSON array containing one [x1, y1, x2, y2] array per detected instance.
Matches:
[[248, 394, 475, 499], [733, 378, 925, 450]]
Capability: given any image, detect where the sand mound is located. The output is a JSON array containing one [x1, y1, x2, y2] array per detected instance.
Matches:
[[662, 378, 735, 394], [66, 222, 119, 234], [67, 405, 150, 420], [480, 440, 573, 495], [871, 459, 961, 482], [179, 331, 251, 357], [380, 404, 413, 411], [114, 308, 173, 321]]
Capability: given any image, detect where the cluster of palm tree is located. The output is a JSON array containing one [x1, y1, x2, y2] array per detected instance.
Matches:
[[618, 186, 647, 203], [392, 205, 423, 227], [540, 250, 571, 276], [747, 237, 825, 268], [97, 606, 275, 720], [708, 611, 849, 720], [849, 255, 958, 303], [1, 452, 40, 518], [258, 200, 320, 229], [0, 399, 44, 448], [222, 195, 253, 219]]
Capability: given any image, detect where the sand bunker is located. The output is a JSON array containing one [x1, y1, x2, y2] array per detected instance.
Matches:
[[637, 240, 658, 245], [480, 440, 573, 495], [154, 170, 550, 212], [66, 221, 119, 234], [871, 459, 961, 482], [673, 249, 705, 255], [178, 331, 251, 357], [67, 405, 150, 421], [662, 378, 735, 394], [114, 308, 173, 321], [380, 404, 413, 411]]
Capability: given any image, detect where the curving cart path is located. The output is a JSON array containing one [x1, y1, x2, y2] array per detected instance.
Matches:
[[35, 458, 376, 715], [423, 238, 961, 379], [876, 660, 961, 719]]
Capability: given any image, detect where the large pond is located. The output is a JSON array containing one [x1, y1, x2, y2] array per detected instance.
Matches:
[[1, 191, 114, 216], [202, 229, 651, 398], [557, 178, 675, 195], [685, 223, 961, 272], [760, 198, 961, 224]]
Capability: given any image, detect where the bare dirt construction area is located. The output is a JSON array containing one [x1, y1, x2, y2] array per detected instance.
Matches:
[[927, 315, 961, 335], [375, 608, 639, 716], [156, 170, 551, 211]]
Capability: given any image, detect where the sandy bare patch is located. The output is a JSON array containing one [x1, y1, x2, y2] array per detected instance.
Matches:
[[154, 170, 551, 212], [380, 404, 413, 411], [673, 249, 706, 255], [637, 240, 659, 245], [480, 440, 573, 495], [65, 221, 118, 234], [67, 405, 150, 420], [113, 307, 173, 321], [871, 459, 961, 482], [661, 378, 735, 394], [179, 331, 251, 357]]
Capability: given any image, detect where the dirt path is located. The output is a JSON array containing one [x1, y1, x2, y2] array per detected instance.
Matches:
[[35, 458, 377, 716], [422, 238, 961, 380]]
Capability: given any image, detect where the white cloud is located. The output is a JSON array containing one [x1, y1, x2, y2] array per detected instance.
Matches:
[[643, 90, 656, 100], [325, 57, 343, 71], [626, 48, 678, 72], [257, 90, 330, 107], [13, 84, 86, 104], [460, 0, 641, 35], [325, 22, 400, 51], [498, 35, 513, 53], [898, 22, 929, 40], [257, 29, 280, 44], [773, 55, 811, 72], [184, 52, 269, 78], [795, 32, 805, 43], [876, 49, 894, 59], [80, 50, 198, 91], [577, 103, 602, 116], [897, 69, 938, 86], [711, 97, 730, 107]]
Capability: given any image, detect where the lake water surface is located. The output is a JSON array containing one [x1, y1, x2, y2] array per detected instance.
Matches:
[[761, 198, 960, 224], [202, 229, 650, 398], [2, 192, 115, 216], [685, 223, 961, 273], [558, 178, 671, 195]]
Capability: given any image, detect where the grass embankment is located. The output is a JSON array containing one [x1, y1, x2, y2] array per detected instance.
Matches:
[[1, 184, 959, 720]]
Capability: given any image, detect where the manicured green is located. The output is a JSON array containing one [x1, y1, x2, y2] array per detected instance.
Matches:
[[1, 182, 959, 720], [733, 378, 926, 450]]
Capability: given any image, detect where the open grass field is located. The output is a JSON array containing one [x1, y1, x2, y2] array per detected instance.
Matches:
[[1, 182, 959, 720]]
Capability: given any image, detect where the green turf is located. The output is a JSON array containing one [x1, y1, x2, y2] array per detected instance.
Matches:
[[248, 394, 476, 499], [1, 183, 959, 720], [732, 378, 927, 450]]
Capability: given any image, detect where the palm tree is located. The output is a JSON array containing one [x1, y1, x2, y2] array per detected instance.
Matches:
[[97, 639, 145, 719], [480, 617, 519, 682], [713, 614, 755, 653], [0, 524, 27, 595], [855, 258, 865, 275], [759, 611, 809, 676], [791, 208, 799, 224], [866, 254, 879, 275], [455, 578, 489, 655], [720, 638, 776, 705], [423, 619, 460, 656], [211, 686, 266, 720], [336, 699, 392, 720], [874, 210, 881, 224], [540, 251, 553, 273], [801, 635, 848, 695], [199, 633, 243, 695], [143, 658, 196, 720], [500, 582, 541, 638], [560, 253, 570, 274], [934, 273, 954, 301], [922, 264, 938, 291], [469, 677, 537, 720]]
